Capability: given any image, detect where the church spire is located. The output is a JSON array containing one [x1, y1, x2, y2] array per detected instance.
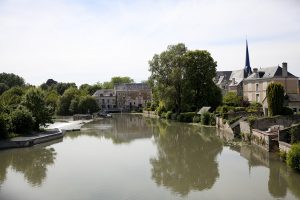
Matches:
[[244, 40, 252, 76]]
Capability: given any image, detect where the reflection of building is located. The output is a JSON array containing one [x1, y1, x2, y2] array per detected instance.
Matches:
[[115, 83, 152, 110], [93, 89, 116, 109]]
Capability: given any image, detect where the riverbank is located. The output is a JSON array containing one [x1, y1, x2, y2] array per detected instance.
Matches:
[[0, 128, 63, 150]]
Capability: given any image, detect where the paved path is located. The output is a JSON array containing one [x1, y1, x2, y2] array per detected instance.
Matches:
[[46, 120, 93, 131]]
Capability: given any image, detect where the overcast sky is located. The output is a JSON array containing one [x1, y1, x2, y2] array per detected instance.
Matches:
[[0, 0, 299, 86]]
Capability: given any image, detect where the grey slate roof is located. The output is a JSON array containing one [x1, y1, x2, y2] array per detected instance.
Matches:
[[93, 89, 115, 97], [246, 66, 297, 80], [114, 83, 150, 91]]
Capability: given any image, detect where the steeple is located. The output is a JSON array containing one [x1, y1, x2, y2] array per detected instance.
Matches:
[[244, 40, 252, 77]]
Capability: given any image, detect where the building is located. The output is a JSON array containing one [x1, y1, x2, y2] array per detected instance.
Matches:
[[215, 40, 300, 115], [93, 89, 116, 110], [243, 63, 300, 115], [115, 83, 152, 110]]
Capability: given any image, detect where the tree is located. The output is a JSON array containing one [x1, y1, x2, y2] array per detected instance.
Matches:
[[56, 87, 79, 115], [44, 90, 59, 114], [79, 83, 102, 95], [223, 92, 243, 107], [77, 96, 99, 114], [102, 77, 134, 89], [267, 83, 284, 116], [0, 73, 25, 88], [0, 83, 9, 95], [22, 88, 53, 130], [0, 86, 25, 108], [183, 50, 220, 110], [10, 106, 34, 135], [149, 43, 187, 113]]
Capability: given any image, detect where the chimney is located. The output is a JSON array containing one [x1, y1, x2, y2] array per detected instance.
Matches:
[[253, 68, 258, 78], [282, 62, 288, 77]]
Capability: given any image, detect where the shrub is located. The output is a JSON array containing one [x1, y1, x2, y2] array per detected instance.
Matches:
[[156, 104, 166, 117], [10, 107, 34, 135], [165, 111, 172, 119], [247, 115, 257, 127], [267, 83, 284, 116], [287, 143, 300, 171], [201, 112, 211, 125], [281, 107, 294, 116], [289, 126, 300, 144], [234, 107, 246, 112], [223, 92, 243, 106], [160, 112, 167, 119], [193, 115, 201, 123], [177, 112, 195, 122]]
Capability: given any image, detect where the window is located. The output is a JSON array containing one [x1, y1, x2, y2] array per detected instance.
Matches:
[[256, 83, 259, 92]]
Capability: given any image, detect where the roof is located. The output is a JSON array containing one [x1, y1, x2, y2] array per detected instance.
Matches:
[[215, 71, 232, 85], [246, 66, 297, 80], [197, 107, 211, 115], [229, 78, 243, 86], [114, 83, 151, 91], [230, 69, 245, 80], [93, 89, 115, 97]]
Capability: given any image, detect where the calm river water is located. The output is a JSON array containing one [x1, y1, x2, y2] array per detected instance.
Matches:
[[0, 114, 300, 200]]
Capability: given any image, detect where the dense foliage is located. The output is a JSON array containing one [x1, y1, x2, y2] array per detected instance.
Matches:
[[267, 83, 284, 116], [10, 107, 34, 135], [149, 43, 221, 113], [287, 143, 300, 171], [0, 72, 25, 88], [22, 88, 53, 130]]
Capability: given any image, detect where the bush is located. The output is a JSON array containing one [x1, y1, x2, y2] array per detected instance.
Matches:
[[289, 126, 300, 144], [165, 111, 172, 119], [287, 143, 300, 171], [281, 107, 294, 116], [228, 116, 241, 125], [193, 115, 201, 123], [234, 107, 246, 112], [160, 112, 167, 119], [201, 112, 211, 125], [177, 112, 195, 122], [247, 115, 257, 127], [10, 107, 34, 135], [156, 104, 166, 117]]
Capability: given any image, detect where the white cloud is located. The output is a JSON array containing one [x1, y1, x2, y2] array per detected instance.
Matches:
[[0, 0, 299, 85]]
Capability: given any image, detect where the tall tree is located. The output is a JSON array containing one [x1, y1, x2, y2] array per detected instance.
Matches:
[[0, 73, 25, 88], [183, 50, 219, 110], [22, 88, 53, 130], [149, 43, 187, 113], [267, 82, 285, 116]]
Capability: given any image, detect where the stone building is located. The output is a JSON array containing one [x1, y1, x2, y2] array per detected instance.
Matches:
[[115, 83, 152, 110], [93, 89, 116, 110], [243, 63, 300, 115]]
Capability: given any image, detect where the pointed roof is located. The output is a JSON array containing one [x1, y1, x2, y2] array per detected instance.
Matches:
[[244, 40, 252, 76]]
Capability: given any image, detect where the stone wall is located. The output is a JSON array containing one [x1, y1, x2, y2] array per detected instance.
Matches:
[[251, 115, 300, 131], [143, 110, 159, 118], [252, 129, 278, 152], [278, 123, 300, 143]]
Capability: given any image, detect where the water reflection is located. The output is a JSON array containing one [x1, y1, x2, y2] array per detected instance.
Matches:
[[150, 121, 223, 196], [66, 114, 154, 143], [0, 142, 58, 187], [224, 139, 300, 199]]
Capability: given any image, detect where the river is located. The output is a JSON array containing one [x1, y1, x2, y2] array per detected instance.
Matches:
[[0, 114, 300, 200]]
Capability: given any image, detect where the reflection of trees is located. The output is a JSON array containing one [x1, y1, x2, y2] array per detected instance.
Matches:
[[239, 145, 300, 199], [150, 123, 222, 196], [0, 146, 56, 186]]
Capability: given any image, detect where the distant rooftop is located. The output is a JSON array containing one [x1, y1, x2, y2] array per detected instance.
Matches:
[[114, 83, 151, 91], [246, 66, 297, 80]]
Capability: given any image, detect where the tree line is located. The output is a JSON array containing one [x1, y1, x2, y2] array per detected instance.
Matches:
[[0, 73, 134, 138]]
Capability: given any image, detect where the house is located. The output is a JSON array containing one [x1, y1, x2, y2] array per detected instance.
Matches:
[[243, 63, 300, 115], [93, 89, 116, 110], [115, 83, 152, 110]]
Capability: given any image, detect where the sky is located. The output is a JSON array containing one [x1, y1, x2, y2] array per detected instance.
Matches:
[[0, 0, 300, 86]]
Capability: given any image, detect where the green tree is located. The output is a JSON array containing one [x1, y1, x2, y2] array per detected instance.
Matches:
[[223, 92, 242, 107], [267, 83, 285, 116], [10, 106, 34, 135], [77, 96, 99, 114], [0, 72, 25, 88], [0, 86, 25, 108], [102, 77, 134, 89], [56, 87, 79, 115], [183, 50, 220, 110], [0, 83, 9, 95], [22, 88, 53, 130], [44, 90, 59, 114], [149, 43, 187, 113]]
